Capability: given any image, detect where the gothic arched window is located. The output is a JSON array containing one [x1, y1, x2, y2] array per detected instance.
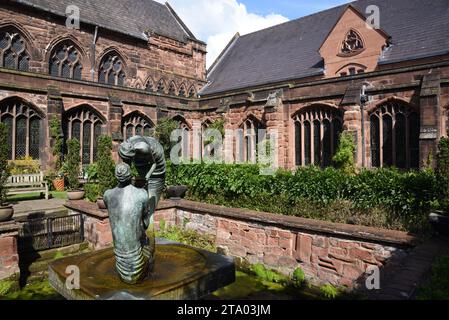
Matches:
[[122, 112, 154, 140], [188, 86, 196, 98], [370, 101, 419, 169], [49, 41, 82, 80], [293, 107, 343, 167], [0, 29, 30, 71], [0, 99, 42, 160], [239, 117, 265, 163], [178, 84, 186, 97], [157, 79, 166, 94], [168, 82, 176, 96], [98, 52, 125, 86], [172, 116, 191, 160], [63, 106, 104, 165], [146, 79, 154, 93]]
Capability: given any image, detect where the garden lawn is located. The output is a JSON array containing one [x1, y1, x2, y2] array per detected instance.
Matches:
[[7, 191, 67, 202]]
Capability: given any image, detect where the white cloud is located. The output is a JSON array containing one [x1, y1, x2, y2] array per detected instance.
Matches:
[[157, 0, 289, 68]]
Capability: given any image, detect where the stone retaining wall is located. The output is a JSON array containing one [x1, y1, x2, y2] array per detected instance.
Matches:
[[0, 221, 21, 281], [65, 200, 417, 288]]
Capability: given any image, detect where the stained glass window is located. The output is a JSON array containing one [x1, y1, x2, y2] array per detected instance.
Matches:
[[2, 116, 13, 159], [0, 100, 42, 160], [370, 101, 419, 169], [304, 121, 311, 166], [370, 115, 380, 168], [29, 117, 40, 159], [98, 52, 125, 86], [313, 120, 321, 166], [15, 117, 27, 159], [93, 122, 102, 162], [295, 122, 302, 166], [64, 106, 104, 165], [122, 112, 154, 140], [0, 30, 29, 71], [82, 122, 91, 165], [294, 107, 342, 167], [241, 118, 264, 163], [49, 42, 82, 80]]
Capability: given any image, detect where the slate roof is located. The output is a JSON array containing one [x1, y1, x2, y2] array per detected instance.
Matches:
[[10, 0, 198, 43], [202, 0, 449, 96]]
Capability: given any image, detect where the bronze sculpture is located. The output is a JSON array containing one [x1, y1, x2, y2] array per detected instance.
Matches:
[[104, 136, 166, 284]]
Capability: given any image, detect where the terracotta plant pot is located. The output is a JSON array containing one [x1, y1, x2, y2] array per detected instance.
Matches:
[[67, 190, 85, 201], [0, 205, 14, 222], [97, 197, 107, 210], [53, 178, 65, 192], [166, 185, 188, 200]]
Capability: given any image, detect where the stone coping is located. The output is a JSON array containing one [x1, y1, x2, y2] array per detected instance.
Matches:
[[167, 200, 418, 247], [66, 199, 417, 247], [0, 221, 21, 235], [65, 200, 109, 219]]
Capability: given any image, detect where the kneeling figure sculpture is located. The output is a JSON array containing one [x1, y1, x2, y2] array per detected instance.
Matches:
[[104, 136, 166, 284]]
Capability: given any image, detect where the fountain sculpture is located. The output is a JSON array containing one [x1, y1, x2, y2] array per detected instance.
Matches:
[[48, 136, 235, 300]]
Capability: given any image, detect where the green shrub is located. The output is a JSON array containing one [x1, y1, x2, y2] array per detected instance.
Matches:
[[0, 280, 16, 296], [436, 133, 449, 212], [64, 139, 80, 191], [320, 284, 339, 299], [166, 163, 438, 233], [292, 268, 306, 288], [84, 183, 101, 202], [85, 163, 98, 182], [0, 123, 10, 205], [250, 264, 287, 284], [97, 136, 117, 195], [156, 225, 216, 252], [333, 131, 356, 175]]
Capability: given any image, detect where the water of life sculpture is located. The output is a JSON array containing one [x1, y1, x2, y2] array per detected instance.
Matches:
[[48, 136, 235, 300]]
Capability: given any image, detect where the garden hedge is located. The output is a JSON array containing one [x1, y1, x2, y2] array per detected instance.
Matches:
[[166, 163, 439, 233]]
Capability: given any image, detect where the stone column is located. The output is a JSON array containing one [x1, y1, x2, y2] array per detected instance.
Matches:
[[107, 94, 124, 163], [0, 221, 21, 281], [419, 72, 441, 168], [45, 86, 64, 171]]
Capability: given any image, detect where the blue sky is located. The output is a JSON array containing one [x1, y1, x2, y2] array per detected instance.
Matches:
[[159, 0, 352, 67], [242, 0, 351, 19]]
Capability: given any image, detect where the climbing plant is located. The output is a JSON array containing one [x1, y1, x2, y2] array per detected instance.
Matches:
[[436, 131, 449, 212], [333, 131, 356, 175]]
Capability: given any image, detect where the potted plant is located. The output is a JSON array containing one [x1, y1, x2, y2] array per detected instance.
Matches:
[[429, 131, 449, 236], [50, 116, 65, 191], [0, 123, 13, 222], [96, 136, 117, 208], [65, 139, 85, 200]]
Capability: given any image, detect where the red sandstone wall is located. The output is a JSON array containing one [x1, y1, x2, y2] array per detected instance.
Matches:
[[154, 202, 411, 289]]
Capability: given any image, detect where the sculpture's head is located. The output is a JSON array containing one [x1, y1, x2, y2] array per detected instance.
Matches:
[[118, 141, 136, 163], [116, 162, 132, 186]]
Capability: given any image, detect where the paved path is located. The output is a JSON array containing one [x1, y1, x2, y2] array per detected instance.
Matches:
[[13, 198, 67, 219], [366, 237, 449, 300]]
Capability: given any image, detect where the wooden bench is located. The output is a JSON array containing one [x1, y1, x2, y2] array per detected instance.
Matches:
[[6, 172, 49, 200]]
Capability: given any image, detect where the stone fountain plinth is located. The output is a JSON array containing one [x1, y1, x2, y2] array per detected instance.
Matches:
[[48, 239, 235, 300]]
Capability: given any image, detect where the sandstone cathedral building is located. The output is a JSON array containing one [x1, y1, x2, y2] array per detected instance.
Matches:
[[1, 0, 449, 171]]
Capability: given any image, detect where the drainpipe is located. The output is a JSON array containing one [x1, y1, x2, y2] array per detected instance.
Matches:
[[91, 26, 99, 82], [360, 85, 368, 168]]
